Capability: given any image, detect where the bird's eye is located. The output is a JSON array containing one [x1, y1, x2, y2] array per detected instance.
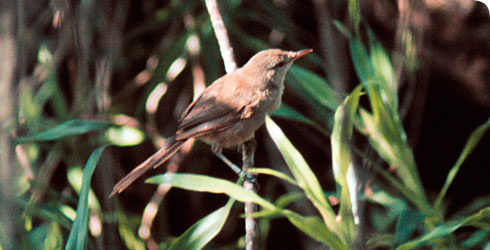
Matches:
[[273, 61, 288, 69]]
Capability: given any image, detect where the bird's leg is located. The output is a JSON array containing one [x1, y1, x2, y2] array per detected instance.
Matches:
[[212, 143, 256, 182], [211, 143, 243, 177]]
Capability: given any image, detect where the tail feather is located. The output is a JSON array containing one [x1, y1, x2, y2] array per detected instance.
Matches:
[[110, 136, 185, 197]]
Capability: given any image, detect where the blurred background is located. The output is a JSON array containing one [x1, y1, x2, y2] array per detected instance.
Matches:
[[1, 0, 489, 249]]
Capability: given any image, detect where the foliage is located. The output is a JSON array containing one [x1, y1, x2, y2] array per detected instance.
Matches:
[[3, 0, 489, 249]]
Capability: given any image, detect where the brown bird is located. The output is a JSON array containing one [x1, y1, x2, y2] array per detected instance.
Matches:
[[110, 48, 312, 196]]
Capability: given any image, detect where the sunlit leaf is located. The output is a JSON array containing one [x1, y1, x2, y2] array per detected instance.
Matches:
[[104, 126, 145, 146], [146, 173, 345, 248], [116, 209, 146, 250], [247, 167, 297, 186], [284, 211, 347, 250], [67, 167, 101, 211], [65, 146, 107, 250], [368, 31, 397, 110], [265, 116, 339, 235], [168, 199, 235, 250], [147, 173, 276, 210], [331, 86, 363, 245]]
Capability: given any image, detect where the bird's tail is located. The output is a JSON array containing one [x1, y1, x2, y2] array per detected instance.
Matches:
[[110, 136, 184, 197]]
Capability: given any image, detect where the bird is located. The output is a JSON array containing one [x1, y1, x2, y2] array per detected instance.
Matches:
[[110, 48, 313, 197]]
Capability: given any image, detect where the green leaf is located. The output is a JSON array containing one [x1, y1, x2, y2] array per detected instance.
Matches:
[[275, 192, 305, 208], [147, 173, 346, 248], [369, 31, 397, 110], [394, 209, 425, 247], [17, 200, 73, 229], [65, 145, 107, 250], [348, 0, 361, 33], [284, 211, 347, 250], [273, 104, 330, 137], [15, 120, 111, 143], [434, 117, 490, 210], [28, 223, 63, 250], [331, 86, 363, 245], [265, 116, 339, 235], [168, 199, 235, 250], [396, 207, 490, 250], [349, 39, 372, 83], [67, 167, 101, 211], [247, 168, 297, 186], [288, 65, 340, 111], [146, 173, 276, 210], [116, 209, 146, 250], [332, 20, 352, 40], [104, 125, 145, 147]]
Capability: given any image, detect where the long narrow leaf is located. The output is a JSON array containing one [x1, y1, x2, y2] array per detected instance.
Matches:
[[265, 116, 339, 235], [288, 65, 340, 111], [146, 173, 276, 210], [147, 173, 345, 248], [273, 104, 329, 137], [15, 120, 110, 143], [331, 86, 363, 245], [247, 168, 297, 186], [168, 199, 235, 250], [65, 145, 107, 250], [284, 211, 347, 250], [434, 117, 490, 210], [396, 207, 490, 250]]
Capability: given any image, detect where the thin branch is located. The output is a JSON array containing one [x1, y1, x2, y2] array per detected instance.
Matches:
[[204, 1, 258, 249], [204, 0, 237, 73], [242, 140, 258, 250]]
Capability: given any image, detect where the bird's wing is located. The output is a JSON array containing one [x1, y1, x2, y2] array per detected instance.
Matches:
[[175, 76, 256, 140]]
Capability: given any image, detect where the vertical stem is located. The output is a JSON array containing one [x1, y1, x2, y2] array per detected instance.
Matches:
[[204, 1, 258, 248], [242, 139, 258, 250], [204, 0, 237, 73]]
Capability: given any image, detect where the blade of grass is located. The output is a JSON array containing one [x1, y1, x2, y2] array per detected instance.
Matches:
[[434, 117, 490, 210], [147, 173, 346, 248], [147, 173, 276, 210], [168, 198, 235, 250], [396, 207, 490, 250], [246, 168, 297, 186], [273, 104, 329, 137], [265, 116, 339, 236], [288, 65, 340, 111], [15, 120, 110, 143], [284, 211, 347, 250], [331, 86, 363, 245], [65, 145, 107, 250]]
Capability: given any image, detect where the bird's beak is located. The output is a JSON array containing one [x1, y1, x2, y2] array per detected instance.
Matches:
[[291, 49, 313, 60]]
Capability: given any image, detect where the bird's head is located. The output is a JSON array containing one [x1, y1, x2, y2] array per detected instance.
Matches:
[[240, 48, 313, 87]]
